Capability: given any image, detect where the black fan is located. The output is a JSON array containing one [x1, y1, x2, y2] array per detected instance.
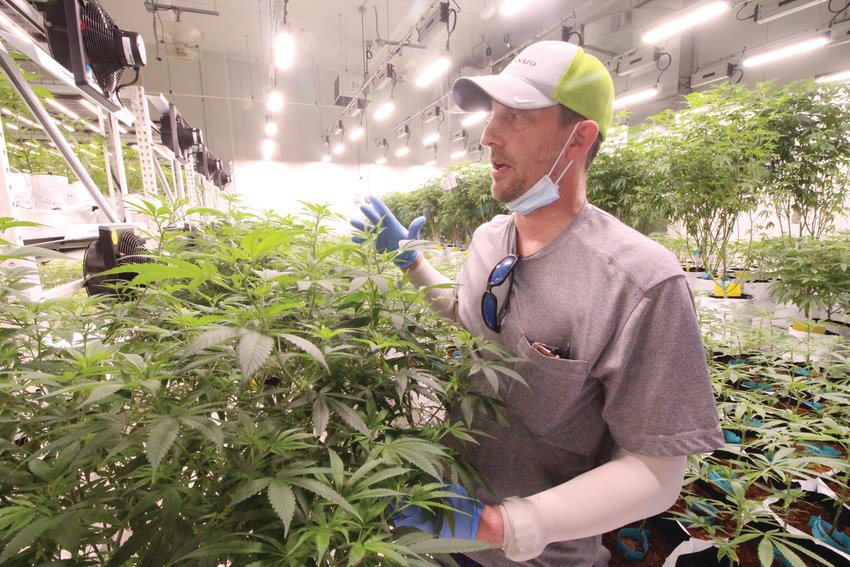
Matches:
[[83, 226, 151, 297], [40, 0, 146, 111], [160, 104, 203, 162], [194, 147, 221, 179], [214, 170, 231, 189]]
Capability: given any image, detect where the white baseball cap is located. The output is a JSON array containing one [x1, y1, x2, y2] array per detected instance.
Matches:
[[452, 41, 614, 138]]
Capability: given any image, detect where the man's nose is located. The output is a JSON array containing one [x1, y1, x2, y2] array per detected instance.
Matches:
[[480, 120, 499, 149]]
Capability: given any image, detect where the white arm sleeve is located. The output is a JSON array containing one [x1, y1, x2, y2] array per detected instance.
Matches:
[[405, 258, 459, 322], [499, 449, 687, 561]]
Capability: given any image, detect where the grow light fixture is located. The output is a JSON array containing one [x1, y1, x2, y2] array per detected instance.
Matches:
[[424, 145, 438, 166], [423, 104, 442, 123], [372, 63, 395, 90], [416, 2, 449, 44], [416, 55, 451, 87], [829, 18, 850, 47], [690, 61, 737, 89], [264, 120, 278, 137], [262, 138, 276, 161], [0, 11, 34, 44], [274, 23, 295, 70], [348, 126, 364, 141], [742, 35, 829, 67], [642, 1, 730, 44], [500, 0, 533, 16], [395, 145, 410, 157], [44, 97, 81, 120], [78, 98, 99, 115], [333, 142, 345, 155], [461, 111, 489, 127], [5, 123, 18, 130], [394, 124, 410, 139], [373, 100, 395, 121], [333, 120, 344, 135], [267, 90, 284, 113], [754, 0, 827, 23], [612, 46, 662, 77], [612, 85, 660, 109], [450, 147, 466, 160], [321, 153, 331, 162], [375, 138, 389, 164], [422, 132, 440, 146], [816, 68, 850, 83], [451, 128, 467, 143]]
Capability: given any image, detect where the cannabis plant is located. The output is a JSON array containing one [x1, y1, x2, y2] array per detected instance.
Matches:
[[0, 201, 517, 565]]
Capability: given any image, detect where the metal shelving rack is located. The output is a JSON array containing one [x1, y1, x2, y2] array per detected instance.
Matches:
[[0, 0, 224, 299]]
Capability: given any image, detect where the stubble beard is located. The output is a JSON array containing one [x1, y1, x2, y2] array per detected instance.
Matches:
[[491, 177, 528, 205]]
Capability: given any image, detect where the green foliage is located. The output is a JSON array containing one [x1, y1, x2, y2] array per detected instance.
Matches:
[[763, 81, 850, 238], [587, 126, 666, 234], [644, 83, 776, 288], [382, 162, 505, 245], [750, 233, 850, 320], [0, 200, 514, 565]]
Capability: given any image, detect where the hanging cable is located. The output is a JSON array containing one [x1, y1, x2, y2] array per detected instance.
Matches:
[[655, 50, 672, 83], [445, 0, 460, 51], [828, 0, 850, 25], [736, 1, 756, 21]]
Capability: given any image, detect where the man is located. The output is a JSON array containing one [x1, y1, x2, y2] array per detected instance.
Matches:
[[353, 41, 722, 566]]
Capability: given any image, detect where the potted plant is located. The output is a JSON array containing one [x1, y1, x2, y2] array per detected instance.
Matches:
[[645, 82, 776, 299], [763, 80, 850, 239]]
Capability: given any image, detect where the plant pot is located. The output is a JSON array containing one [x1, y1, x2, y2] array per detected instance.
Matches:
[[785, 323, 842, 364], [29, 174, 70, 209], [767, 486, 850, 565], [696, 294, 756, 343]]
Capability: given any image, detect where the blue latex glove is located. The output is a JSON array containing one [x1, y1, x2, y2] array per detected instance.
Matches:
[[350, 195, 426, 269], [392, 484, 483, 539]]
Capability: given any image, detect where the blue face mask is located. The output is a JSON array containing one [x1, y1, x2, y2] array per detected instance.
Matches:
[[505, 123, 579, 216]]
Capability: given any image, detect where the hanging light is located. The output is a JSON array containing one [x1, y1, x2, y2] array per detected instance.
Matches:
[[44, 97, 81, 120], [267, 90, 285, 113], [422, 132, 440, 146], [642, 1, 730, 44], [424, 145, 438, 167], [395, 145, 410, 157], [274, 24, 295, 70], [500, 0, 532, 16], [321, 153, 331, 162], [742, 36, 830, 68], [461, 111, 489, 127], [416, 55, 451, 87], [816, 68, 850, 83], [264, 120, 278, 137], [373, 100, 395, 121], [612, 85, 660, 110], [375, 138, 389, 164], [333, 141, 345, 155], [450, 147, 467, 160], [349, 126, 365, 141], [262, 138, 276, 160]]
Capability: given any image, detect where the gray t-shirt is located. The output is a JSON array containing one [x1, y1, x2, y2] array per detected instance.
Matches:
[[452, 204, 723, 566]]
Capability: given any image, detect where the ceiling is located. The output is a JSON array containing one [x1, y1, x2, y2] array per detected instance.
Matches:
[[87, 0, 850, 168]]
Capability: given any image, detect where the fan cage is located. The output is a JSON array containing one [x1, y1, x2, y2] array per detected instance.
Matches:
[[80, 0, 125, 96]]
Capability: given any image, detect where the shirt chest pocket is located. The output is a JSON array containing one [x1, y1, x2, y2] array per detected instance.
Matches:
[[507, 335, 590, 438]]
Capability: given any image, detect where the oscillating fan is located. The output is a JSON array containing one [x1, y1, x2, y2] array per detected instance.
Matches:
[[83, 226, 151, 297], [40, 0, 146, 111], [160, 104, 203, 163]]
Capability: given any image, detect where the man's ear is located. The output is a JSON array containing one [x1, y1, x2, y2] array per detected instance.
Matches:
[[567, 120, 599, 160]]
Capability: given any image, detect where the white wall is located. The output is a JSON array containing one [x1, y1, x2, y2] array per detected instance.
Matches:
[[231, 160, 441, 233]]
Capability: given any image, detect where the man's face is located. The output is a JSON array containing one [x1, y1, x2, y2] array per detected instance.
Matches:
[[481, 102, 574, 204]]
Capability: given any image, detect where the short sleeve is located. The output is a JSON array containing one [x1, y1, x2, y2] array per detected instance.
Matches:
[[596, 276, 723, 455]]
